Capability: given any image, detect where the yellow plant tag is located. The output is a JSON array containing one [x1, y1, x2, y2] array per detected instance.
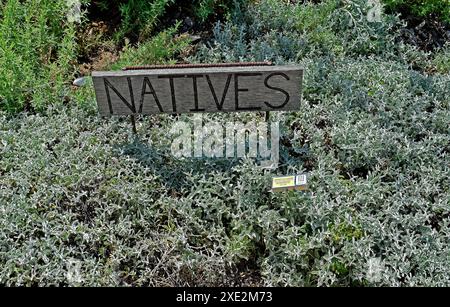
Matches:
[[272, 176, 296, 190], [272, 174, 308, 192]]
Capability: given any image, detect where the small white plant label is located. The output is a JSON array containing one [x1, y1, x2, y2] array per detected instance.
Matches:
[[295, 174, 307, 186]]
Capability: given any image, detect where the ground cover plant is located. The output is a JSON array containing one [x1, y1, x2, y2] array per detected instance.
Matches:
[[0, 0, 449, 286]]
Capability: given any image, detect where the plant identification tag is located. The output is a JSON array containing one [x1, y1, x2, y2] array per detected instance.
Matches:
[[272, 174, 308, 192]]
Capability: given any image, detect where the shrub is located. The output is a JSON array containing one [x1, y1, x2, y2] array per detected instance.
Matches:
[[195, 0, 248, 22], [94, 0, 248, 42], [0, 0, 193, 113], [193, 0, 404, 64], [0, 0, 85, 113], [383, 0, 450, 23], [433, 44, 450, 74], [113, 0, 174, 41], [190, 0, 450, 286], [110, 25, 191, 70]]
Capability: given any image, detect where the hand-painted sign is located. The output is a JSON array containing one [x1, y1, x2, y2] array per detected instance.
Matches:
[[92, 65, 303, 115]]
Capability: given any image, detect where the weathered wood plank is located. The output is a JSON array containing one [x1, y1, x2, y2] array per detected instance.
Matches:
[[92, 65, 303, 115]]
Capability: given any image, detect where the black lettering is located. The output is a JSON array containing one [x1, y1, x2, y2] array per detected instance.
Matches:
[[104, 77, 136, 114], [158, 75, 184, 113], [264, 73, 290, 109], [139, 77, 163, 113], [206, 74, 232, 111], [234, 73, 262, 111], [188, 75, 205, 112]]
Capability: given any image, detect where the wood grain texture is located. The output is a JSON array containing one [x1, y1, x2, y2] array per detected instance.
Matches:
[[92, 66, 303, 115]]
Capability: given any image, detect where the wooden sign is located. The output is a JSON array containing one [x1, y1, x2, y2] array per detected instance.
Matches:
[[92, 65, 303, 115]]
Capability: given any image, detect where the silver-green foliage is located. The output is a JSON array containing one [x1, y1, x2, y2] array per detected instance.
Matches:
[[192, 0, 450, 286], [0, 0, 449, 286], [0, 0, 88, 113]]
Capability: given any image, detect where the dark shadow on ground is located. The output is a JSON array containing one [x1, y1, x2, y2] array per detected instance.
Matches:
[[116, 138, 245, 192], [116, 134, 311, 194]]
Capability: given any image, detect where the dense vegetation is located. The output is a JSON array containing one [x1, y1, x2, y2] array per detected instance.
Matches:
[[0, 0, 449, 286], [384, 0, 450, 23]]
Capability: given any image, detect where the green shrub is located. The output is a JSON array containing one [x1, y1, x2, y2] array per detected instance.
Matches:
[[194, 0, 402, 63], [110, 25, 191, 70], [433, 44, 450, 74], [0, 0, 84, 113], [0, 0, 193, 113], [95, 0, 247, 42], [115, 0, 174, 41], [195, 0, 248, 22], [383, 0, 450, 23]]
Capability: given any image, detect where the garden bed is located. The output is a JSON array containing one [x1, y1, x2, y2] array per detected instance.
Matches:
[[0, 0, 449, 286]]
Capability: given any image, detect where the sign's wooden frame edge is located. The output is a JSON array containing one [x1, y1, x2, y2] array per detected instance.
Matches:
[[92, 65, 304, 78]]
